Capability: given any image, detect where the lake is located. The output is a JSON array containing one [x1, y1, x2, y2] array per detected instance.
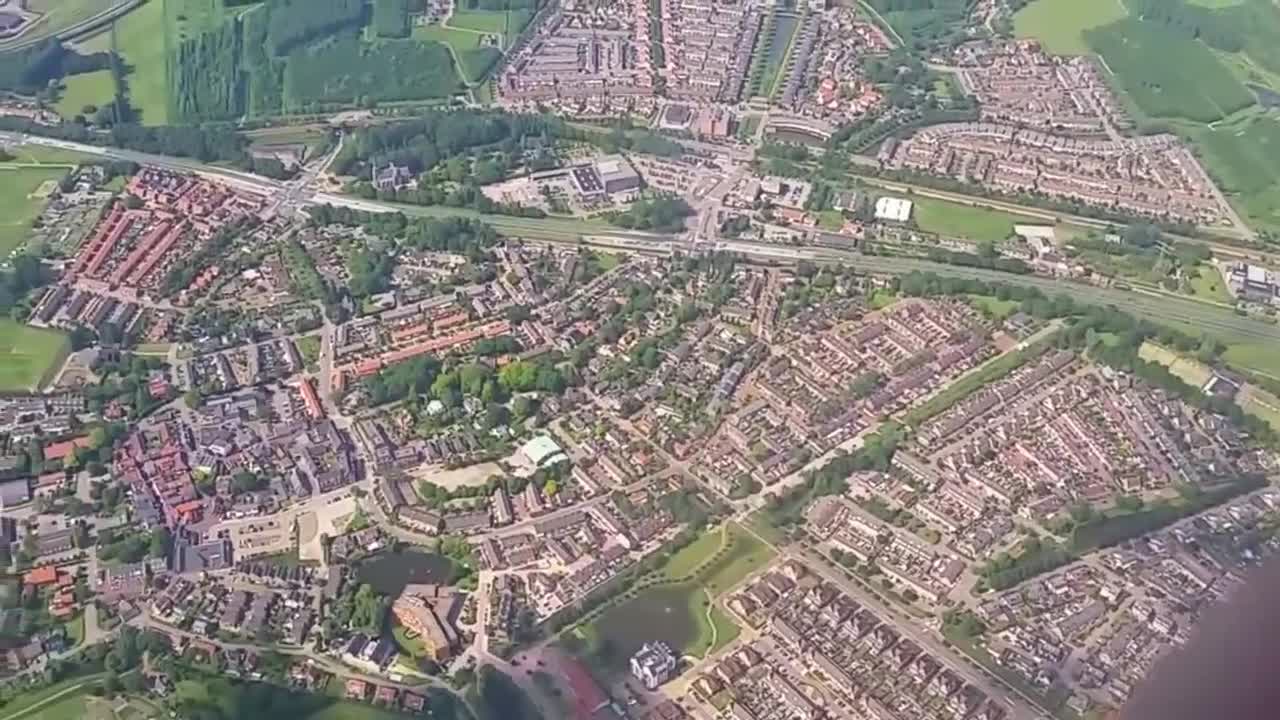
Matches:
[[356, 550, 456, 597]]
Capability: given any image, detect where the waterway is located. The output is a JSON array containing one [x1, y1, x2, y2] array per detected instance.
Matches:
[[356, 549, 456, 597]]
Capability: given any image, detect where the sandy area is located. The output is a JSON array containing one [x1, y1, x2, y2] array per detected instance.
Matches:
[[409, 462, 503, 490], [297, 495, 359, 562]]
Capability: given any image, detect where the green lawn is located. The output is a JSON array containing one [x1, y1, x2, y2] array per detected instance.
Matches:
[[696, 523, 775, 595], [6, 145, 96, 166], [0, 321, 72, 392], [1013, 0, 1129, 55], [0, 166, 70, 260], [1224, 342, 1280, 379], [910, 196, 1043, 243], [1188, 265, 1233, 304], [662, 526, 730, 581], [391, 618, 429, 658], [1241, 386, 1280, 430], [448, 9, 531, 44], [869, 289, 899, 310], [412, 25, 500, 83], [708, 603, 741, 654], [1138, 342, 1215, 387], [295, 335, 321, 369], [54, 71, 116, 120], [114, 0, 171, 125], [0, 673, 107, 720], [817, 210, 845, 230], [968, 294, 1021, 320]]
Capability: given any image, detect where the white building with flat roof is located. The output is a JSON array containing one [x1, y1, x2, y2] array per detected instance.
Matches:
[[874, 196, 913, 223]]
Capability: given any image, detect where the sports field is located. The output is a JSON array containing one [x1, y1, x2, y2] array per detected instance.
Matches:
[[911, 195, 1044, 243], [0, 166, 69, 260], [54, 71, 115, 120], [1013, 0, 1128, 56], [0, 320, 70, 392]]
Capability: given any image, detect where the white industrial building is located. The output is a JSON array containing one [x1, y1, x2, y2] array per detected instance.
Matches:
[[874, 196, 913, 223]]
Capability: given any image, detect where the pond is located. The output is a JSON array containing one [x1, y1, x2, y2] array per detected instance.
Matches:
[[356, 550, 456, 597], [589, 583, 706, 665]]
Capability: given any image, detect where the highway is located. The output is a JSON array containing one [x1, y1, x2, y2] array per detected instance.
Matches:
[[7, 130, 1277, 348]]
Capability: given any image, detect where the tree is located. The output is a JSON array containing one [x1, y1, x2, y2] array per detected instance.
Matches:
[[183, 389, 203, 409], [150, 527, 172, 558]]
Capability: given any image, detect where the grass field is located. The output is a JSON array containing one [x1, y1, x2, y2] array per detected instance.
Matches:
[[662, 525, 732, 581], [114, 0, 171, 125], [694, 523, 774, 594], [412, 25, 500, 83], [1188, 266, 1234, 304], [1013, 0, 1129, 55], [1138, 342, 1215, 388], [54, 71, 116, 120], [295, 335, 321, 370], [1193, 114, 1280, 233], [448, 9, 531, 44], [869, 289, 899, 309], [1239, 385, 1280, 430], [0, 167, 70, 260], [1223, 342, 1280, 379], [0, 0, 123, 51], [0, 320, 70, 392], [910, 195, 1044, 243], [5, 145, 96, 166], [968, 294, 1022, 320], [817, 210, 845, 231], [1085, 17, 1254, 122]]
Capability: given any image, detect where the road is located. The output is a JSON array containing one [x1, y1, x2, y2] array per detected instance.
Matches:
[[137, 615, 455, 694], [8, 130, 1276, 347]]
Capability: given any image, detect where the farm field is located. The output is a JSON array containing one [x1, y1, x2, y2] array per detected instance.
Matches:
[[1085, 18, 1254, 122], [1012, 0, 1129, 55], [0, 320, 69, 392], [0, 0, 129, 51], [412, 25, 500, 84], [113, 0, 170, 125], [910, 195, 1045, 243], [1192, 115, 1280, 233], [54, 71, 115, 119], [448, 9, 531, 45], [0, 166, 70, 260]]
